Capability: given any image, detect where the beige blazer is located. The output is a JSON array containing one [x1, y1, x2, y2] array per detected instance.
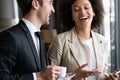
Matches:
[[48, 28, 109, 80]]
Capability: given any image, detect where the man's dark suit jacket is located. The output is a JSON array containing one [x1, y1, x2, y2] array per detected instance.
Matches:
[[0, 21, 46, 80]]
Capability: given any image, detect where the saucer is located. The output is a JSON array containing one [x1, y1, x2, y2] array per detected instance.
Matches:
[[57, 73, 75, 80]]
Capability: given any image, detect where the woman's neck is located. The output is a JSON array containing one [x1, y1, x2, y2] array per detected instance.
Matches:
[[75, 27, 91, 39]]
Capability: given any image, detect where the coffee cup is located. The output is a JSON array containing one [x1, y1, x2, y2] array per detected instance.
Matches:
[[58, 66, 67, 77]]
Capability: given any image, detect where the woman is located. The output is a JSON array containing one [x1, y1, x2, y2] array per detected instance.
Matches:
[[48, 0, 119, 80]]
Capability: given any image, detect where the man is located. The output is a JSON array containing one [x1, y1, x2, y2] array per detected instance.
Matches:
[[0, 0, 60, 80]]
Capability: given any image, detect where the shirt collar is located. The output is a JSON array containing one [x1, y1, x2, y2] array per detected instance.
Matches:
[[22, 18, 40, 33]]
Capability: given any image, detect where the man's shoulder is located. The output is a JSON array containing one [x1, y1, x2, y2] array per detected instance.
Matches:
[[1, 21, 26, 34]]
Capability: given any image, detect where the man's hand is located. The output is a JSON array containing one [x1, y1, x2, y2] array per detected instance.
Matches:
[[36, 65, 60, 80]]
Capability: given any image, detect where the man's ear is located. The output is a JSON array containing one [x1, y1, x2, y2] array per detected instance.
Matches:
[[93, 10, 95, 16], [32, 0, 40, 9], [93, 12, 95, 16]]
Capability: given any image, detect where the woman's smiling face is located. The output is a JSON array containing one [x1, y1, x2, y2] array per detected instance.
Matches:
[[72, 0, 95, 29]]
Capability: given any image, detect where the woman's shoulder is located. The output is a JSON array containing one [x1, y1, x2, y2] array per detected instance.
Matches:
[[92, 31, 108, 42], [56, 30, 71, 40]]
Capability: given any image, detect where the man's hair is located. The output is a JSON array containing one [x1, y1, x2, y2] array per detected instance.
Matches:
[[57, 0, 104, 31], [17, 0, 43, 16]]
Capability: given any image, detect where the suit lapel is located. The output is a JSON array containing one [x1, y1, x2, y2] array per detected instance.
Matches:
[[20, 21, 40, 69], [26, 32, 41, 68]]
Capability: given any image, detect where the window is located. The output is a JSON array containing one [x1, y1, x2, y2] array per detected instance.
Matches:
[[103, 0, 120, 77]]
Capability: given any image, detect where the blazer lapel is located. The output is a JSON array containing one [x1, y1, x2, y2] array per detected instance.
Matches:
[[67, 28, 84, 66], [20, 21, 40, 69], [91, 31, 104, 72]]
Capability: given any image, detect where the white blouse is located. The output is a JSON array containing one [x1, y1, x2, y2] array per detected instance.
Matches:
[[78, 37, 97, 80]]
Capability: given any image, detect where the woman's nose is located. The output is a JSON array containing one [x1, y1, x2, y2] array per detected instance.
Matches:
[[79, 9, 86, 15]]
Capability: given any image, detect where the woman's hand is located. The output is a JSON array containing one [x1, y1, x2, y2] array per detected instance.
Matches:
[[72, 63, 101, 80], [104, 69, 120, 80]]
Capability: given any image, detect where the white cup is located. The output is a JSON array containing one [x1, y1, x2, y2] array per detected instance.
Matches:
[[58, 66, 67, 77]]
